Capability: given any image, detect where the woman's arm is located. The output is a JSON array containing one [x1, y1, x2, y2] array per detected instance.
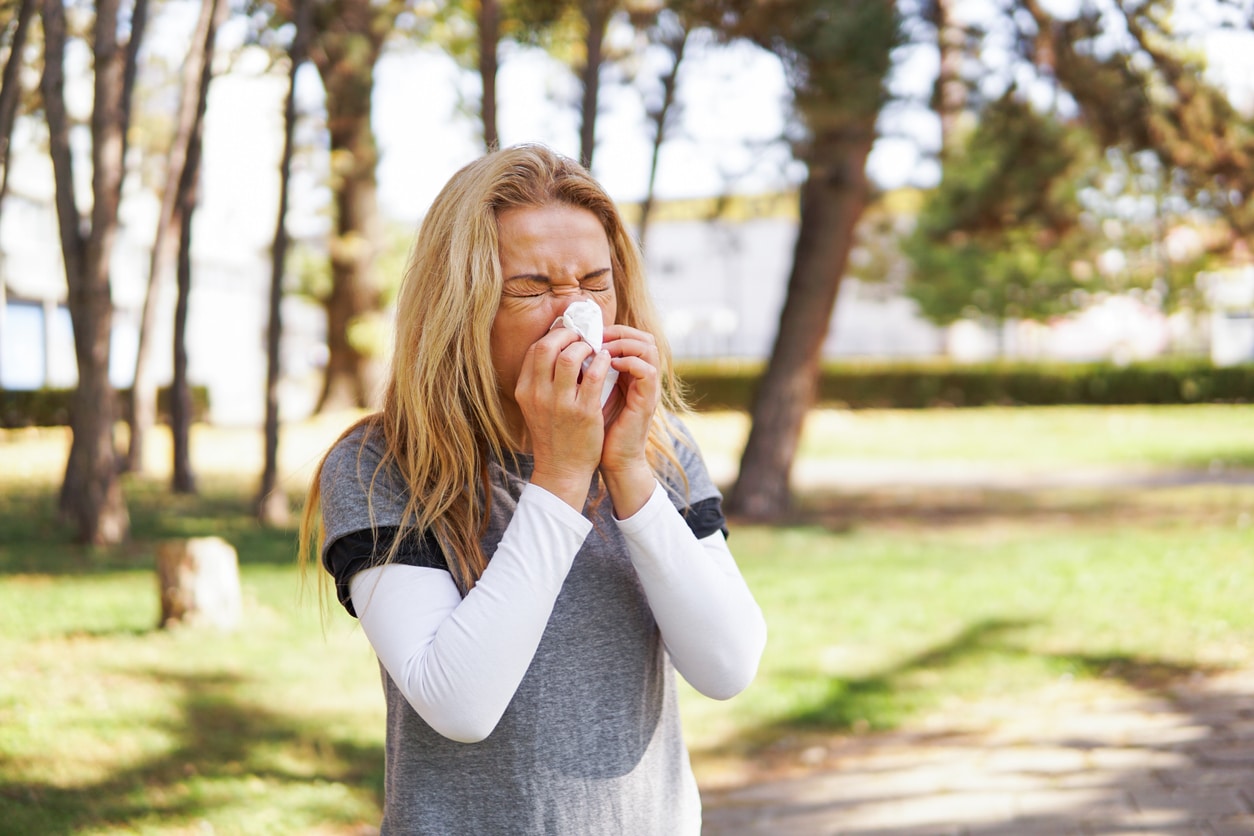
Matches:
[[349, 484, 590, 743], [615, 482, 767, 700]]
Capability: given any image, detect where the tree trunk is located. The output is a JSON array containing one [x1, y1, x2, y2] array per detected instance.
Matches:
[[0, 0, 37, 221], [928, 0, 965, 160], [171, 175, 196, 494], [311, 0, 390, 412], [42, 0, 133, 545], [638, 20, 687, 252], [118, 0, 149, 162], [257, 0, 312, 525], [127, 0, 223, 474], [577, 0, 612, 169], [479, 0, 500, 151], [156, 537, 242, 630], [726, 126, 876, 521]]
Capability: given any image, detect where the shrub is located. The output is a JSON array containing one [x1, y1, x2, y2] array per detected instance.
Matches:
[[676, 358, 1254, 411], [0, 386, 211, 428]]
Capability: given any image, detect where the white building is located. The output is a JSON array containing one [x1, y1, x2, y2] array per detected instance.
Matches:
[[1203, 266, 1254, 366]]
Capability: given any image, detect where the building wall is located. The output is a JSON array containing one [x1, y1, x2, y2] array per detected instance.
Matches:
[[642, 216, 944, 361]]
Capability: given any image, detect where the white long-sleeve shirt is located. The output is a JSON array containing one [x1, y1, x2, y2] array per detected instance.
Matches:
[[349, 481, 766, 742], [317, 417, 765, 834]]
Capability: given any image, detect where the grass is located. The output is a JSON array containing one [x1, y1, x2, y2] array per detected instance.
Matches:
[[694, 402, 1254, 469], [2, 404, 1253, 832]]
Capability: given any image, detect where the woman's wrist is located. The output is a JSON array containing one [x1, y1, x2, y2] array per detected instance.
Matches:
[[600, 464, 656, 520], [530, 464, 595, 512]]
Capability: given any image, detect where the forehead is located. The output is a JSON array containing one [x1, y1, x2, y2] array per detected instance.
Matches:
[[497, 204, 610, 258]]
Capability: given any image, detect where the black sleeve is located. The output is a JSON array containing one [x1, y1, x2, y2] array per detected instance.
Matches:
[[684, 496, 729, 541], [323, 526, 447, 617]]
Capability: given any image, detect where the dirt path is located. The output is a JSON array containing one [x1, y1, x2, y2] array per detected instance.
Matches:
[[701, 666, 1254, 835], [698, 460, 1254, 834]]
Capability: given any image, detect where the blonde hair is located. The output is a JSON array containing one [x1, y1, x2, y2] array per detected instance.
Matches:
[[300, 144, 689, 593]]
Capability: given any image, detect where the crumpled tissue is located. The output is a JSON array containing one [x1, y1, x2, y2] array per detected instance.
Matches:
[[552, 299, 618, 406]]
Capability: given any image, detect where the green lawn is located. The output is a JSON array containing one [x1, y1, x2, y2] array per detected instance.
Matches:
[[2, 404, 1252, 833]]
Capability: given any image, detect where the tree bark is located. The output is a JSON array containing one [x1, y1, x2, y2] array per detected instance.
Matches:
[[310, 0, 393, 412], [577, 0, 612, 169], [727, 126, 875, 521], [43, 0, 133, 545], [171, 168, 197, 495], [173, 179, 196, 493], [928, 0, 966, 159], [257, 0, 312, 524], [479, 0, 500, 150], [637, 18, 687, 252], [0, 0, 37, 221], [127, 0, 223, 474]]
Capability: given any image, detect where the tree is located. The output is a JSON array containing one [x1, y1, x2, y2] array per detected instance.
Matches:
[[479, 0, 501, 148], [0, 0, 37, 220], [40, 0, 150, 544], [633, 5, 690, 250], [902, 92, 1101, 330], [510, 0, 639, 168], [700, 0, 1251, 519], [697, 0, 903, 520], [1020, 0, 1254, 245], [307, 0, 408, 412], [257, 0, 313, 524], [127, 0, 229, 475]]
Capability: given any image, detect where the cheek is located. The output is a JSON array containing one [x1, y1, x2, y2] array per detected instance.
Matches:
[[599, 293, 618, 325], [489, 306, 558, 381]]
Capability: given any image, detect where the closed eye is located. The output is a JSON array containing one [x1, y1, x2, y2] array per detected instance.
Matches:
[[502, 278, 549, 297], [581, 269, 612, 291]]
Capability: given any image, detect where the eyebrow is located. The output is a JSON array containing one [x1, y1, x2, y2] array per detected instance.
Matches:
[[504, 267, 612, 283]]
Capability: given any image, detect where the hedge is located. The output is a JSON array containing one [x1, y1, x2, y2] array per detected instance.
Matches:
[[675, 358, 1254, 412], [0, 386, 211, 429]]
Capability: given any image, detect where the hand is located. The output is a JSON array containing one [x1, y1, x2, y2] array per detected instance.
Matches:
[[598, 324, 661, 517], [514, 326, 616, 510]]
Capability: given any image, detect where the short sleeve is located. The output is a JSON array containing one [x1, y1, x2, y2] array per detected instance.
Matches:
[[319, 425, 411, 559], [323, 526, 448, 617], [660, 415, 728, 540]]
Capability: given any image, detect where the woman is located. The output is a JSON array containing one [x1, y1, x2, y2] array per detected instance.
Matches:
[[301, 144, 766, 834]]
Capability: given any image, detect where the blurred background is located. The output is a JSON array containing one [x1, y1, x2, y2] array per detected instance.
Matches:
[[2, 0, 1254, 832]]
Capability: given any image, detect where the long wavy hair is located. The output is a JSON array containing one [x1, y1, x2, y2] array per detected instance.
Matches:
[[299, 144, 689, 593]]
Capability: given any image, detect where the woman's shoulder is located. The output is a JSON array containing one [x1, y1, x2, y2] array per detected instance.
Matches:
[[322, 419, 387, 480], [319, 416, 414, 533], [657, 411, 722, 505]]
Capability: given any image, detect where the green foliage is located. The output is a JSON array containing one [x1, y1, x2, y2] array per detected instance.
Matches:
[[903, 94, 1101, 324], [701, 0, 903, 127], [1030, 1, 1254, 240], [676, 358, 1254, 411]]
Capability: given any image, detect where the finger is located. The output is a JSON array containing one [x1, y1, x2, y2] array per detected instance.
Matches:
[[603, 335, 659, 364], [577, 349, 613, 405], [602, 324, 655, 345], [609, 354, 660, 384], [554, 339, 595, 388]]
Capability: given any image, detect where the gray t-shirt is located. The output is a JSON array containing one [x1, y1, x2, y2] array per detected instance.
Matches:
[[319, 418, 724, 834]]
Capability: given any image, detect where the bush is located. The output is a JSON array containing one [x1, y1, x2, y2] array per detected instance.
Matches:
[[676, 358, 1254, 411], [0, 386, 211, 428]]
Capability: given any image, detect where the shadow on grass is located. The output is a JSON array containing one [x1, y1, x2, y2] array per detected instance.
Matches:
[[785, 481, 1254, 533], [699, 617, 1223, 768], [770, 618, 1037, 736], [0, 668, 383, 834], [0, 478, 300, 575]]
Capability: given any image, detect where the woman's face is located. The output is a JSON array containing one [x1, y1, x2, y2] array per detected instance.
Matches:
[[490, 203, 618, 411]]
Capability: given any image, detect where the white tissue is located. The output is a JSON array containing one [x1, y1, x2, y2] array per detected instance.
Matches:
[[552, 299, 618, 406]]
